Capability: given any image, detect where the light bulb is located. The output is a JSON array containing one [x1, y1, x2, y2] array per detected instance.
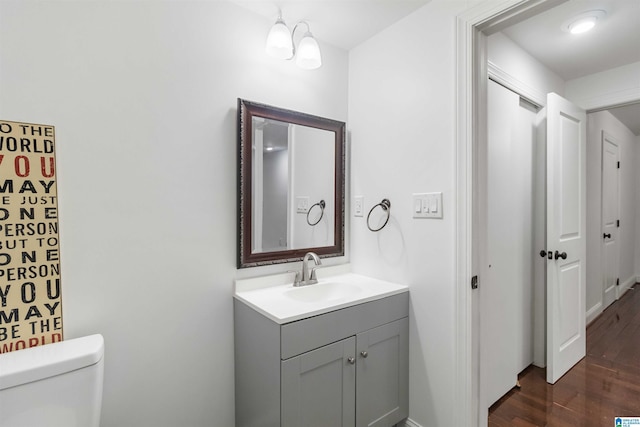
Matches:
[[295, 32, 322, 70], [265, 18, 293, 59], [569, 17, 596, 34]]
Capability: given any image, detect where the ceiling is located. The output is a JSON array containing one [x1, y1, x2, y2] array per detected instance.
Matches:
[[606, 103, 640, 135], [502, 0, 640, 135], [231, 0, 640, 135], [229, 0, 431, 51], [502, 0, 640, 81]]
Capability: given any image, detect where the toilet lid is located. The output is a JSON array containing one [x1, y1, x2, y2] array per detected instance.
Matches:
[[0, 334, 104, 390]]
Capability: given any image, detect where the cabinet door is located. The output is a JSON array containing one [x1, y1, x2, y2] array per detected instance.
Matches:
[[281, 336, 356, 427], [356, 317, 409, 427]]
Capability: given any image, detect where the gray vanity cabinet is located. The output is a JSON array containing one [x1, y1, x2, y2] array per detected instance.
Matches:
[[356, 318, 409, 427], [234, 291, 409, 427], [281, 337, 356, 427]]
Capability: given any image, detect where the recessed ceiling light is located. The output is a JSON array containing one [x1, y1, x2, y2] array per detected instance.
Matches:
[[561, 10, 607, 34], [569, 17, 596, 34]]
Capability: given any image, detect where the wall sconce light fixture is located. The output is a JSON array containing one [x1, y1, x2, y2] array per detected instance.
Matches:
[[265, 15, 322, 70]]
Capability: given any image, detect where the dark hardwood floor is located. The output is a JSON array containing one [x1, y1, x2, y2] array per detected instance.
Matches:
[[488, 283, 640, 426]]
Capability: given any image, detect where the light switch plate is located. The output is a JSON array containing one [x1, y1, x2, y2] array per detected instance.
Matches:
[[296, 196, 309, 213], [354, 196, 364, 217], [412, 192, 443, 219]]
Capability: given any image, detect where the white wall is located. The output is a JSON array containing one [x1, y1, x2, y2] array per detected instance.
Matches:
[[487, 32, 565, 103], [586, 111, 638, 321], [0, 1, 348, 426], [290, 126, 335, 249], [349, 1, 478, 425], [566, 61, 640, 110]]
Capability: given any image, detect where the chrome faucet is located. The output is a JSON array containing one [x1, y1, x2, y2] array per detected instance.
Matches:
[[293, 252, 322, 287]]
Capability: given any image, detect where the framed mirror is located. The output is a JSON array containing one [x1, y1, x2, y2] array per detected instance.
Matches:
[[237, 99, 345, 268]]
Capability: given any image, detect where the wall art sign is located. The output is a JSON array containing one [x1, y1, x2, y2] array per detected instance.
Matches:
[[0, 120, 63, 354]]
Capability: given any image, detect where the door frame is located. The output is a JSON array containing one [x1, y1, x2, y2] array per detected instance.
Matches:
[[455, 1, 640, 425]]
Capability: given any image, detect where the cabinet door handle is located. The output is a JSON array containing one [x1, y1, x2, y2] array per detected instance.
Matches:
[[360, 351, 368, 358], [603, 233, 611, 239], [347, 357, 355, 365]]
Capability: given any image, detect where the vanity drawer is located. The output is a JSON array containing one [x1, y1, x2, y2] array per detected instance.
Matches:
[[280, 291, 409, 359]]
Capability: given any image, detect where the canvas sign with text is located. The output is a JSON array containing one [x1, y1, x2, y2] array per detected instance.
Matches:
[[0, 120, 63, 353]]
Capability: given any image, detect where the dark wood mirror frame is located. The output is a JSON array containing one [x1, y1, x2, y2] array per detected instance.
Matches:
[[237, 99, 345, 268]]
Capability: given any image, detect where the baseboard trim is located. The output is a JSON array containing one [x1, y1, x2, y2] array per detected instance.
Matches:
[[620, 276, 636, 296], [400, 418, 424, 427], [586, 302, 603, 326]]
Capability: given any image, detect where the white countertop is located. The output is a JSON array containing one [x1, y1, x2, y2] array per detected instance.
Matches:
[[234, 272, 409, 324]]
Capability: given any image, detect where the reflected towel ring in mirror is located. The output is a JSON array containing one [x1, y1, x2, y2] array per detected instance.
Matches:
[[367, 199, 391, 232], [307, 200, 325, 226], [237, 98, 345, 268]]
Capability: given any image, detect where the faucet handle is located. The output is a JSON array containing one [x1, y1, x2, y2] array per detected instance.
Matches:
[[287, 270, 302, 286], [310, 267, 319, 282]]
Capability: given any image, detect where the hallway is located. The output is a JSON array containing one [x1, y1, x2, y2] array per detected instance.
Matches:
[[489, 283, 640, 426]]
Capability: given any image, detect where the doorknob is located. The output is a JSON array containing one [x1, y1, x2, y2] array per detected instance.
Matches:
[[554, 250, 567, 260], [603, 233, 611, 239]]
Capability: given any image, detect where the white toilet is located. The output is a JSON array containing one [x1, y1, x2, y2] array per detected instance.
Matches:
[[0, 334, 104, 427]]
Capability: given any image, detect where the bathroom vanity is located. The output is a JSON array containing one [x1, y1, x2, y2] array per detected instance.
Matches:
[[234, 273, 409, 427]]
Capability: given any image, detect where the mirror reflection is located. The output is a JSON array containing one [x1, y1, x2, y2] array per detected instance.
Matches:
[[252, 117, 335, 253], [238, 99, 345, 268]]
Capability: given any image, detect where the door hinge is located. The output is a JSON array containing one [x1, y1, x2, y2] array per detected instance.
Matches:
[[616, 278, 620, 286], [471, 275, 478, 290], [617, 220, 620, 228], [618, 161, 620, 169]]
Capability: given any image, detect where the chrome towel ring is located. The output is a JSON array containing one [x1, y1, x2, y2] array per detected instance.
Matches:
[[307, 200, 325, 226], [367, 198, 391, 232]]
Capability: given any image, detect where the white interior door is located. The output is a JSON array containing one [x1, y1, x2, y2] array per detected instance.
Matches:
[[480, 80, 518, 409], [480, 80, 538, 409], [601, 132, 619, 309], [545, 93, 586, 385]]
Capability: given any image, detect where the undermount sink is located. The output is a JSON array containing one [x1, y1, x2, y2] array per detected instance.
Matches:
[[284, 282, 362, 303]]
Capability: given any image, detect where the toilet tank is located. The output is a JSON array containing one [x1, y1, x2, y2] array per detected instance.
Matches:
[[0, 334, 104, 427]]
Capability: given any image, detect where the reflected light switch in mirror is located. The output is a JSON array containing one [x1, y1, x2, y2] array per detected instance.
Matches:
[[296, 196, 309, 213]]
